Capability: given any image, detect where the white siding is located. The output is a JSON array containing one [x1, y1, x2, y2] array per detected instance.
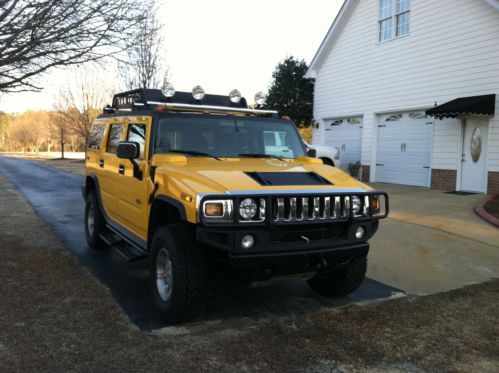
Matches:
[[431, 118, 461, 170], [313, 0, 499, 178]]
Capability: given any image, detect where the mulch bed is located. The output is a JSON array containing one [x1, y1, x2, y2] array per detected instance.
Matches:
[[484, 195, 499, 219]]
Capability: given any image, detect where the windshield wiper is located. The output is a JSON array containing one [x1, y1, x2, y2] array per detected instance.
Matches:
[[170, 150, 222, 161], [238, 153, 284, 161]]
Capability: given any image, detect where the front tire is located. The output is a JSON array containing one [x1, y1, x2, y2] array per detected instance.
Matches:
[[308, 256, 367, 297], [85, 191, 107, 250], [149, 224, 207, 324]]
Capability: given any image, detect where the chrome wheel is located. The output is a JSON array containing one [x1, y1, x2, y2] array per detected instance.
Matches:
[[87, 203, 95, 236], [156, 247, 173, 302]]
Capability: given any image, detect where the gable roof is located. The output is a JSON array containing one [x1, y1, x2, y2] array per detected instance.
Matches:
[[305, 0, 499, 79]]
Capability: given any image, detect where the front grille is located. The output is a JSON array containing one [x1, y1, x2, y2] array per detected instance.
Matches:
[[271, 195, 354, 222]]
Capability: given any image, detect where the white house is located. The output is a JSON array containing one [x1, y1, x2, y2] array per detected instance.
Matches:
[[305, 0, 499, 195]]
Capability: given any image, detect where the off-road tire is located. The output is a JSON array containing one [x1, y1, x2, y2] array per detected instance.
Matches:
[[149, 224, 207, 324], [308, 256, 367, 297], [85, 191, 108, 250]]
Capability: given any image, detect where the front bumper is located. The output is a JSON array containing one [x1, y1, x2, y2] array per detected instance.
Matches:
[[197, 220, 378, 253]]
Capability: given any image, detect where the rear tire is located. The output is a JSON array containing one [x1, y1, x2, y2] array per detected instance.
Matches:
[[149, 224, 207, 324], [308, 256, 367, 297], [85, 191, 108, 250]]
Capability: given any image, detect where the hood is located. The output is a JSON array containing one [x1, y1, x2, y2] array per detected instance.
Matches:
[[154, 157, 371, 195]]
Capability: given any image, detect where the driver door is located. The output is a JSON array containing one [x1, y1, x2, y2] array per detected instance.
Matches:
[[114, 118, 152, 240]]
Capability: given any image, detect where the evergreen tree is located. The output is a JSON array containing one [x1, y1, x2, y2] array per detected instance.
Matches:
[[265, 57, 313, 127]]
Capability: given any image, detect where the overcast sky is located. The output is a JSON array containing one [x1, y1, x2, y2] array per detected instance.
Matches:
[[0, 0, 343, 113]]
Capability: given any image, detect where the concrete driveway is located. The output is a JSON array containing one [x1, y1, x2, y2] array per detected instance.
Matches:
[[368, 183, 499, 295]]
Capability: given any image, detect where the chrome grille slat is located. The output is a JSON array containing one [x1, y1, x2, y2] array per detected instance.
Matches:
[[277, 198, 284, 221], [342, 196, 350, 218], [313, 197, 320, 220], [333, 196, 341, 219], [272, 194, 366, 222], [290, 197, 297, 220], [323, 196, 331, 219], [302, 197, 308, 220]]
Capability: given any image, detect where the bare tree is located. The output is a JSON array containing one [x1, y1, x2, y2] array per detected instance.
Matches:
[[49, 112, 68, 158], [55, 65, 114, 147], [0, 0, 154, 92], [118, 3, 168, 89], [0, 111, 10, 150]]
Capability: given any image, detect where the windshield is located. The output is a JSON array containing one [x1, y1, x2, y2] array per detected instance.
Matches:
[[154, 115, 306, 159]]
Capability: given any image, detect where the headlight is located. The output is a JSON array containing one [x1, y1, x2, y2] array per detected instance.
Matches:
[[352, 195, 361, 214], [239, 198, 257, 219]]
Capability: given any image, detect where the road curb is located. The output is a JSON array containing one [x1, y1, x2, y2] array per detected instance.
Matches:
[[474, 195, 499, 228]]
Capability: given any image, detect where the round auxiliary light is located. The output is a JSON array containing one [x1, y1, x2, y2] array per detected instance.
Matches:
[[239, 198, 257, 220], [352, 195, 361, 215], [254, 91, 267, 106], [241, 235, 255, 250], [162, 82, 175, 98], [355, 226, 365, 240], [192, 85, 205, 101], [229, 89, 242, 104]]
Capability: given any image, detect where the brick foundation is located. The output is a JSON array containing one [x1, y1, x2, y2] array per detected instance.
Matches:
[[431, 169, 457, 191], [361, 165, 370, 182], [488, 171, 499, 196]]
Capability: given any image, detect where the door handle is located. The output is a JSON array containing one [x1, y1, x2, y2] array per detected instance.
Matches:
[[118, 165, 125, 175], [99, 159, 104, 168], [401, 143, 403, 152]]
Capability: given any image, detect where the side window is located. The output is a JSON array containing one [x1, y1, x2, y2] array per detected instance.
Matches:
[[107, 124, 124, 154], [127, 124, 146, 159], [88, 124, 105, 150]]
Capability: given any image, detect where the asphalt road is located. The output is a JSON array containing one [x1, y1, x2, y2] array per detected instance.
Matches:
[[0, 156, 402, 331]]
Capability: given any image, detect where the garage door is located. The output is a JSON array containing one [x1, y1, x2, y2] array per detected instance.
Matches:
[[376, 112, 433, 187], [325, 117, 362, 171]]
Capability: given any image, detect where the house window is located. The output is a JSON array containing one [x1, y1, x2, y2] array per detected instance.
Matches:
[[379, 0, 410, 41]]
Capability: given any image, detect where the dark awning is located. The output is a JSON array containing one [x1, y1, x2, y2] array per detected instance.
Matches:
[[426, 94, 496, 119]]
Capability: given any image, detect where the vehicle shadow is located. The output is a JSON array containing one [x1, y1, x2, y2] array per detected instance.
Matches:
[[114, 251, 402, 332]]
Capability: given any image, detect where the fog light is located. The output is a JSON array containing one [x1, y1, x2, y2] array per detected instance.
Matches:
[[241, 235, 255, 249], [355, 226, 365, 240]]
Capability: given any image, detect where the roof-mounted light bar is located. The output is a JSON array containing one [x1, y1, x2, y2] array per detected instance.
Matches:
[[105, 86, 276, 116], [147, 101, 278, 116]]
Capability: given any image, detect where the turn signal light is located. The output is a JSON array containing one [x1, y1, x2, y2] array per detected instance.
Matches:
[[204, 202, 224, 217], [370, 196, 380, 214]]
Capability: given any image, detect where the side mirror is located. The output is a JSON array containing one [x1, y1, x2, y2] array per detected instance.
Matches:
[[116, 141, 142, 180], [117, 141, 140, 160], [307, 148, 317, 158]]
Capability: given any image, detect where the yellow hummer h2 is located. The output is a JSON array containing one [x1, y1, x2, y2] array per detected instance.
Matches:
[[83, 87, 388, 324]]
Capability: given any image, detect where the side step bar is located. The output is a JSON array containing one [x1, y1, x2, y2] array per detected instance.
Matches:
[[99, 230, 147, 262]]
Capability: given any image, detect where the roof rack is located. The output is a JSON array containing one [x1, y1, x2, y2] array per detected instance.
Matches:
[[103, 89, 278, 117]]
